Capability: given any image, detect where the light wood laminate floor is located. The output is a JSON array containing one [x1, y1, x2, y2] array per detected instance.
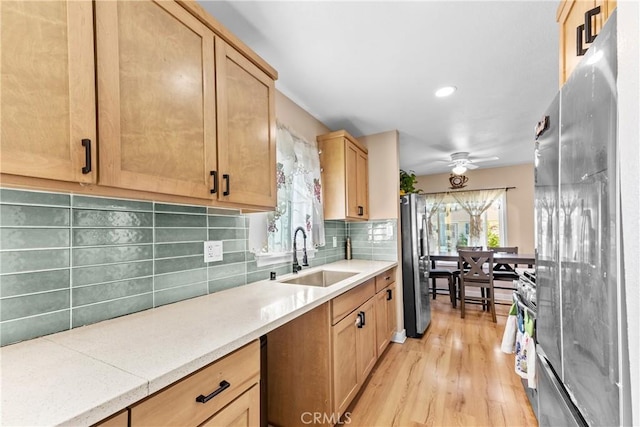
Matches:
[[346, 295, 536, 426]]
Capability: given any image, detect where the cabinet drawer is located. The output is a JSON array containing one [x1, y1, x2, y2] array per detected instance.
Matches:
[[331, 279, 375, 325], [374, 267, 397, 293], [130, 340, 260, 426]]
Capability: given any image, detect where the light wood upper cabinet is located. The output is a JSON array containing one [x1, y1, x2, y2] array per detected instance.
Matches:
[[215, 38, 276, 208], [318, 130, 369, 221], [557, 0, 617, 86], [0, 0, 97, 183], [96, 0, 217, 199]]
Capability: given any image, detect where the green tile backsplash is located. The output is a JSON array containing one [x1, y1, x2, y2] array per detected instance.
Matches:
[[0, 189, 350, 346], [348, 220, 398, 262]]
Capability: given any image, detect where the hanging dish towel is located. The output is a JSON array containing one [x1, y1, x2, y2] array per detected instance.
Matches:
[[501, 302, 518, 353], [515, 309, 537, 389]]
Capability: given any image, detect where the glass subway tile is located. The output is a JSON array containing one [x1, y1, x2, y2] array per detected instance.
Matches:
[[208, 228, 246, 241], [0, 310, 70, 346], [155, 213, 207, 228], [0, 189, 70, 207], [0, 205, 70, 227], [0, 290, 70, 321], [72, 294, 152, 328], [72, 278, 153, 307], [208, 215, 245, 228], [72, 245, 153, 267], [209, 274, 246, 293], [73, 210, 152, 227], [208, 262, 246, 280], [0, 269, 70, 298], [0, 249, 70, 274], [155, 269, 207, 291], [72, 261, 153, 287], [73, 228, 153, 247], [155, 228, 207, 243], [155, 242, 203, 259], [154, 255, 206, 275], [0, 228, 69, 250], [72, 196, 152, 212], [155, 203, 206, 214], [154, 282, 207, 307]]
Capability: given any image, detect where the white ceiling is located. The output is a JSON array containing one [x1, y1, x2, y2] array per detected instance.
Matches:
[[199, 1, 559, 176]]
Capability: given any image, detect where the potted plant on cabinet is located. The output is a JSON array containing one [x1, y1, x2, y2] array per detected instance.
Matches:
[[399, 169, 422, 195]]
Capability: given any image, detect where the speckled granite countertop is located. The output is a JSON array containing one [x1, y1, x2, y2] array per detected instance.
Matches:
[[0, 259, 397, 426]]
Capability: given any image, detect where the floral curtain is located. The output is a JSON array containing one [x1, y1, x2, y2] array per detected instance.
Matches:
[[450, 188, 505, 246], [249, 123, 325, 255]]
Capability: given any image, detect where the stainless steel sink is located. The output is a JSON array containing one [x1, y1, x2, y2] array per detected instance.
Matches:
[[279, 270, 358, 287]]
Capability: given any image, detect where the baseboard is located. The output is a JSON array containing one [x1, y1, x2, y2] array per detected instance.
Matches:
[[391, 329, 407, 344]]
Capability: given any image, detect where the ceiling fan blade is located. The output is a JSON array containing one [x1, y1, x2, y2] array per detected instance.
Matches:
[[469, 156, 499, 163], [466, 163, 479, 170]]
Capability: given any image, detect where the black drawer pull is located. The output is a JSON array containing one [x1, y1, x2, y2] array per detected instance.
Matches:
[[210, 170, 218, 194], [387, 289, 393, 301], [356, 312, 364, 329], [223, 174, 230, 196], [81, 139, 91, 174], [359, 310, 366, 326], [358, 206, 364, 216], [195, 380, 230, 404]]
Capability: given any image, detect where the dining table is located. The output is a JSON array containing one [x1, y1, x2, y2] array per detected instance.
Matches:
[[429, 252, 535, 270]]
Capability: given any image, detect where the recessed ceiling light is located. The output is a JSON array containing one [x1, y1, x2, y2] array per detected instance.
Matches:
[[435, 86, 457, 98]]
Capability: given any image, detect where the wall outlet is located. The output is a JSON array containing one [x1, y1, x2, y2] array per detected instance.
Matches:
[[204, 241, 223, 262], [333, 236, 337, 247]]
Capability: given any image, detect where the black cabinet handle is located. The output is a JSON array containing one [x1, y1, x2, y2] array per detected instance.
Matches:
[[358, 206, 364, 216], [223, 174, 230, 196], [210, 171, 218, 194], [386, 289, 393, 301], [359, 310, 366, 326], [357, 312, 364, 329], [585, 6, 601, 43], [576, 6, 601, 56], [81, 139, 91, 174], [195, 380, 230, 404]]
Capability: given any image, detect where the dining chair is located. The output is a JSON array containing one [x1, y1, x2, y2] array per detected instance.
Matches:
[[458, 250, 496, 322], [429, 264, 457, 308], [491, 246, 520, 282]]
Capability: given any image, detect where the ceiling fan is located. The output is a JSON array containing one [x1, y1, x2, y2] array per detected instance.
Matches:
[[446, 152, 499, 175]]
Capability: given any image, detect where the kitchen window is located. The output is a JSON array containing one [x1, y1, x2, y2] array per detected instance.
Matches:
[[248, 124, 325, 266], [426, 190, 507, 252]]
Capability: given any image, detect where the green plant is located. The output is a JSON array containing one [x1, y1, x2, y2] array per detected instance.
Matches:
[[457, 233, 468, 246], [487, 226, 500, 247], [399, 169, 422, 195]]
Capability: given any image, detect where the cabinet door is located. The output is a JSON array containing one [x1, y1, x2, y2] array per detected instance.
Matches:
[[216, 38, 276, 209], [332, 310, 359, 415], [199, 385, 260, 427], [345, 141, 359, 219], [96, 0, 216, 199], [1, 0, 96, 183], [386, 285, 397, 342], [356, 149, 369, 219], [375, 290, 389, 356], [558, 0, 596, 85], [356, 298, 377, 382]]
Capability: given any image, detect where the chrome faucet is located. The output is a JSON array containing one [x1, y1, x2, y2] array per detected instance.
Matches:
[[292, 226, 309, 274]]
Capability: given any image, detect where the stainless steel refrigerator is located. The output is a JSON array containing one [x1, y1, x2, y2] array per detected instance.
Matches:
[[535, 11, 629, 426], [400, 193, 431, 338]]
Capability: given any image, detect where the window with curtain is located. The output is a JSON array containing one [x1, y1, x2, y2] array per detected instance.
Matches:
[[428, 189, 507, 252], [248, 123, 325, 265]]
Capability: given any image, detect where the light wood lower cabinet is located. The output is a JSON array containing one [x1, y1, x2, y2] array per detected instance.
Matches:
[[200, 384, 260, 427], [268, 275, 389, 427], [375, 283, 398, 356], [129, 341, 260, 426], [92, 410, 128, 427]]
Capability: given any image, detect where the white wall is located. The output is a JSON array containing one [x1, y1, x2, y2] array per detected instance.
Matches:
[[618, 2, 640, 424]]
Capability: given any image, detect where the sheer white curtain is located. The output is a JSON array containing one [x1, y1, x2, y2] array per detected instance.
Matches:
[[450, 188, 505, 246], [248, 124, 325, 258], [424, 193, 444, 249]]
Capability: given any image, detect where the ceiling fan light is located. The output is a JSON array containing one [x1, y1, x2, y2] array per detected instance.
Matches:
[[452, 164, 467, 175], [435, 86, 457, 98]]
